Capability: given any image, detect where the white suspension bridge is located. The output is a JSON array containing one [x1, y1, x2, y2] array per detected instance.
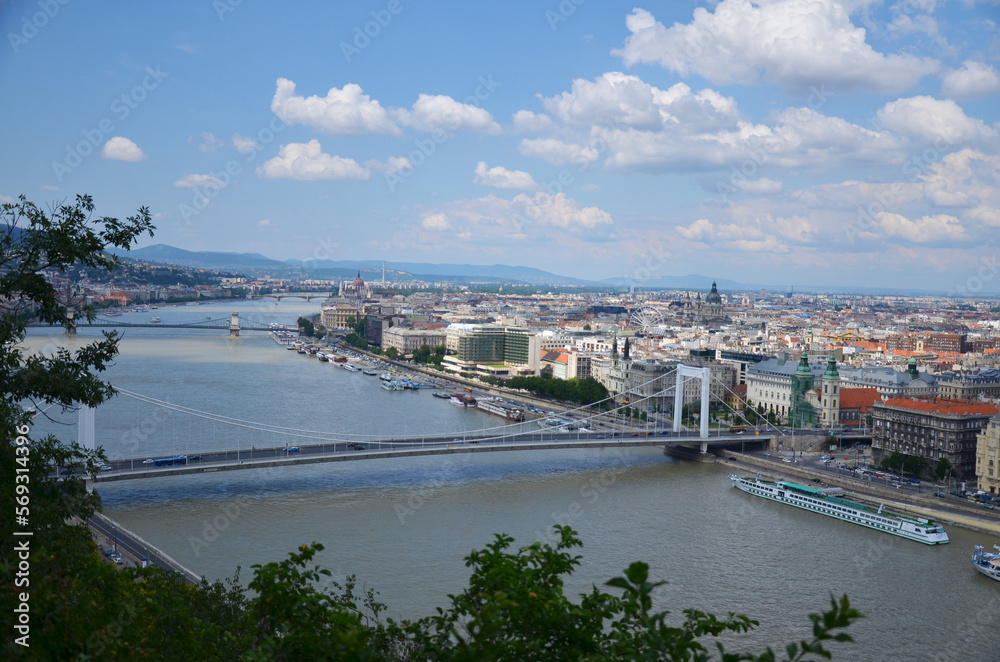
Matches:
[[57, 363, 808, 484]]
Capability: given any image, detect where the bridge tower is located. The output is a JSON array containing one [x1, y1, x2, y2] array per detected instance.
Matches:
[[672, 365, 711, 447], [65, 308, 77, 335], [78, 406, 96, 491], [229, 311, 240, 337]]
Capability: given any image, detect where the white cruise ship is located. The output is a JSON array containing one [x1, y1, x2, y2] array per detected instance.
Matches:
[[730, 475, 949, 545]]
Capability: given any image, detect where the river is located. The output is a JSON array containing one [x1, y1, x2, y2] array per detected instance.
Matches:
[[24, 299, 1000, 660]]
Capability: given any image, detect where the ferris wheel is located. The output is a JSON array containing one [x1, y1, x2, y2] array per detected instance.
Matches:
[[629, 306, 664, 332]]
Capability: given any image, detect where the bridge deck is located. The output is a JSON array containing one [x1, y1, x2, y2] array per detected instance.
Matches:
[[92, 432, 771, 482]]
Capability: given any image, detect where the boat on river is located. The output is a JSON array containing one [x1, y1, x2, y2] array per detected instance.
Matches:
[[476, 399, 525, 422], [730, 474, 949, 545], [971, 545, 1000, 581], [381, 379, 406, 391], [450, 394, 476, 407]]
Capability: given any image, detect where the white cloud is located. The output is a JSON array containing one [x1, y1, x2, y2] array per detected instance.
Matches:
[[364, 156, 412, 174], [942, 61, 1000, 99], [876, 212, 970, 242], [878, 96, 997, 145], [191, 131, 223, 153], [540, 73, 740, 132], [101, 137, 146, 161], [256, 140, 370, 181], [397, 94, 501, 134], [676, 218, 715, 240], [512, 110, 555, 133], [232, 133, 259, 152], [174, 173, 225, 188], [511, 192, 613, 228], [270, 78, 401, 136], [612, 5, 940, 94], [518, 138, 599, 166], [918, 149, 1000, 209], [968, 205, 1000, 227], [422, 213, 451, 230], [258, 219, 271, 227], [473, 162, 537, 190]]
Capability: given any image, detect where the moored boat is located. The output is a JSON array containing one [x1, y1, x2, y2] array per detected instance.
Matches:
[[450, 394, 477, 407], [730, 474, 949, 545], [381, 379, 406, 391], [476, 399, 525, 422], [971, 545, 1000, 581], [432, 391, 451, 399]]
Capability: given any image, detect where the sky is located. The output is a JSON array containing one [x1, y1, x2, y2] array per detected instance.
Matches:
[[2, 0, 1000, 293]]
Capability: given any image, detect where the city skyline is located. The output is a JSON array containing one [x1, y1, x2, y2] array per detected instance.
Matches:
[[2, 1, 1000, 292]]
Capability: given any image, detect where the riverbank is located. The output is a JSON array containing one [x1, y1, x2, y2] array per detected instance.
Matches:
[[718, 452, 1000, 536]]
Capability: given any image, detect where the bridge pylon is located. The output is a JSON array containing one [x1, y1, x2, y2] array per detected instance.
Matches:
[[672, 365, 711, 441], [229, 311, 240, 337]]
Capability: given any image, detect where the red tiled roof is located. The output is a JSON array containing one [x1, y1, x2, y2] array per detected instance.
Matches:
[[839, 388, 881, 411], [881, 398, 998, 417]]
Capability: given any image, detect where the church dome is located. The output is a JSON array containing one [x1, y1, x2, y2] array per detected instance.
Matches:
[[705, 281, 722, 304], [352, 270, 365, 289]]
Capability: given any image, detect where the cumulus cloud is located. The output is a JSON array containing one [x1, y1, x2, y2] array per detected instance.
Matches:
[[540, 73, 740, 132], [101, 137, 146, 161], [271, 78, 401, 136], [473, 162, 537, 190], [612, 5, 939, 94], [878, 96, 997, 145], [174, 173, 225, 188], [364, 156, 412, 174], [512, 192, 613, 228], [518, 138, 599, 166], [876, 212, 970, 242], [942, 61, 1000, 99], [512, 110, 555, 133], [232, 133, 260, 152], [270, 78, 501, 137], [397, 94, 501, 134], [256, 140, 370, 181], [422, 213, 451, 230]]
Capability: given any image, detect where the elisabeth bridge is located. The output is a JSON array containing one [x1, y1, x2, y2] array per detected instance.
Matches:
[[68, 364, 803, 485]]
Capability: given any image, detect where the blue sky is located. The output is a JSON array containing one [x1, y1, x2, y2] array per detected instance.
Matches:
[[2, 0, 999, 292]]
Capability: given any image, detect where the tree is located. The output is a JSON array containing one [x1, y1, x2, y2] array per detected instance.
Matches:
[[385, 346, 399, 359], [1, 194, 154, 657], [296, 316, 315, 337], [934, 458, 954, 482]]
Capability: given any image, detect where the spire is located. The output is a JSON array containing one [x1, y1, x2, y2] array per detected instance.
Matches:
[[823, 353, 839, 380], [795, 350, 812, 376]]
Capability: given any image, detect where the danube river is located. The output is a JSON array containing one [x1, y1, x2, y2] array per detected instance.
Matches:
[[26, 299, 1000, 660]]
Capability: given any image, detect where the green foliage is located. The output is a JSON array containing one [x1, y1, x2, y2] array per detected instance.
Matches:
[[934, 457, 953, 481], [505, 376, 609, 406], [384, 346, 399, 359], [412, 344, 446, 366], [296, 316, 315, 337]]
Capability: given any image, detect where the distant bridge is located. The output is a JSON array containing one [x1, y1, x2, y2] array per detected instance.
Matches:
[[92, 431, 773, 483], [248, 293, 329, 301], [31, 313, 273, 333]]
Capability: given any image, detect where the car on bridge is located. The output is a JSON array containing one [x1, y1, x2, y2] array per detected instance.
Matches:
[[142, 458, 154, 465], [286, 447, 299, 453], [347, 443, 365, 450]]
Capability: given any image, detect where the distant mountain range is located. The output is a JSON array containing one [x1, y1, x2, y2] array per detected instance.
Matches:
[[109, 244, 594, 286], [105, 243, 993, 296]]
